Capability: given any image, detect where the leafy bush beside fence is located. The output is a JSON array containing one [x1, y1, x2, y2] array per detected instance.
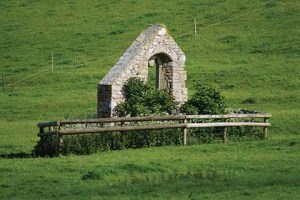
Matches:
[[33, 129, 183, 157]]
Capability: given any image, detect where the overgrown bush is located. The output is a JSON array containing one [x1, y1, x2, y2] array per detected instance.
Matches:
[[228, 126, 264, 141], [33, 135, 60, 157], [188, 127, 222, 144], [116, 78, 178, 116], [61, 132, 124, 155], [181, 83, 226, 115], [33, 129, 183, 156], [226, 109, 264, 141], [179, 83, 226, 144], [179, 83, 263, 143]]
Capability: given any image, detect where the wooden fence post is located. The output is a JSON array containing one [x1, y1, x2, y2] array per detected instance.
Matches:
[[264, 118, 268, 139], [223, 127, 228, 143], [194, 18, 197, 36], [51, 53, 54, 73], [120, 121, 125, 144], [183, 116, 187, 145], [58, 123, 63, 152], [1, 72, 4, 94], [59, 134, 63, 152], [74, 55, 77, 68]]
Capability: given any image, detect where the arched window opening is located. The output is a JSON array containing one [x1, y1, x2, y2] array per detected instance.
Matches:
[[148, 53, 173, 94]]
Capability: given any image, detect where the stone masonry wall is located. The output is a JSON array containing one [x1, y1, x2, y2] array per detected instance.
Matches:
[[98, 24, 188, 117]]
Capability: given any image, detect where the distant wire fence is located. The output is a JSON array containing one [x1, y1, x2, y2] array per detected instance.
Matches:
[[1, 1, 278, 93], [1, 53, 121, 92]]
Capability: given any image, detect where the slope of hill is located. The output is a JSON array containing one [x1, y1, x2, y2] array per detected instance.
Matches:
[[0, 0, 299, 199]]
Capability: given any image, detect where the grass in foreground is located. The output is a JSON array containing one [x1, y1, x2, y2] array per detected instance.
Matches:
[[0, 138, 299, 199]]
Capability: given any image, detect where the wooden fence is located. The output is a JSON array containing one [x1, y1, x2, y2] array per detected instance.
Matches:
[[38, 113, 271, 145]]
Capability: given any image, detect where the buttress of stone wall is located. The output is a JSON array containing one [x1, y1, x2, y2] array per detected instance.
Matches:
[[97, 85, 112, 118]]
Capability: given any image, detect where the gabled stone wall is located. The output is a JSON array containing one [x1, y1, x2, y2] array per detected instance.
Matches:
[[98, 24, 188, 117]]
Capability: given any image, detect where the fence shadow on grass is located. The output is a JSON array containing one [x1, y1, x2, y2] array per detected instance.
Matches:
[[0, 152, 33, 159]]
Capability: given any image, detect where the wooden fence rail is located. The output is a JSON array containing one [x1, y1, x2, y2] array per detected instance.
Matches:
[[37, 113, 271, 145]]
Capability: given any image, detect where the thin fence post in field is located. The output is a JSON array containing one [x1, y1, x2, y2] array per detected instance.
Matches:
[[223, 127, 228, 143], [1, 72, 4, 94], [264, 118, 268, 139], [74, 54, 77, 68], [51, 53, 54, 73], [58, 125, 63, 153], [183, 116, 187, 145], [194, 18, 197, 36], [59, 134, 63, 152]]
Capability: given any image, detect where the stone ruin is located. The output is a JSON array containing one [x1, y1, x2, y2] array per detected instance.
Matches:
[[97, 24, 188, 117]]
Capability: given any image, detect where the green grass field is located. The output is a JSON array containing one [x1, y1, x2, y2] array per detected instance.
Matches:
[[0, 0, 299, 199], [1, 140, 299, 199]]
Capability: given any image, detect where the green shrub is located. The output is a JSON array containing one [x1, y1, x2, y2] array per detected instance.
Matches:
[[188, 127, 222, 144], [61, 132, 124, 155], [180, 83, 227, 144], [33, 129, 183, 156], [228, 126, 264, 141], [181, 83, 226, 114], [122, 129, 182, 148], [116, 78, 178, 117], [32, 135, 60, 157]]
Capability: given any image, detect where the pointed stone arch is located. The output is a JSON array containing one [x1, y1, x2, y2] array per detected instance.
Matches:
[[98, 24, 188, 117]]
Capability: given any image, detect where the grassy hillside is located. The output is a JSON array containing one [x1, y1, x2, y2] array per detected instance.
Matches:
[[0, 0, 299, 199]]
